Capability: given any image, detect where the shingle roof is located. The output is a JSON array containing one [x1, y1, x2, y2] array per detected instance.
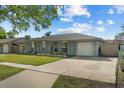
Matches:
[[0, 38, 19, 44], [105, 40, 115, 44], [0, 33, 103, 44], [40, 33, 103, 41]]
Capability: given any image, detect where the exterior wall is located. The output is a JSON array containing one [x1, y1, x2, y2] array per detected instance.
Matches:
[[8, 43, 12, 53], [0, 44, 3, 53], [11, 45, 20, 53], [101, 43, 118, 56], [93, 41, 100, 56], [0, 43, 12, 53], [0, 40, 101, 57], [68, 41, 76, 56]]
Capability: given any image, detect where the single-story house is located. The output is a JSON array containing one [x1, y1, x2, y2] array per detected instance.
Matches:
[[0, 33, 123, 57], [13, 33, 104, 56], [37, 33, 103, 56]]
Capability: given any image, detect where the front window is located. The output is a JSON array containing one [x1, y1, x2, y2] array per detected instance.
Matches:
[[54, 42, 58, 52]]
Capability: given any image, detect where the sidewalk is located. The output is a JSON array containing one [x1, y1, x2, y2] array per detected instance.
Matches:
[[0, 70, 58, 88]]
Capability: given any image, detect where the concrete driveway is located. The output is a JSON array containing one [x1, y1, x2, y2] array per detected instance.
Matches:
[[35, 57, 117, 83]]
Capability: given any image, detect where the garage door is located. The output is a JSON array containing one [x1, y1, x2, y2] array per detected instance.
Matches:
[[77, 42, 93, 56], [3, 44, 9, 53], [120, 44, 124, 51]]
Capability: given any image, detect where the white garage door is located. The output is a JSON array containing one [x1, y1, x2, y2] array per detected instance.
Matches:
[[3, 44, 9, 53], [77, 42, 93, 56], [120, 44, 124, 51]]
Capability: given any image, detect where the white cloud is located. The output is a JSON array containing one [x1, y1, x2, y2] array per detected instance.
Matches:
[[107, 9, 114, 15], [105, 36, 114, 40], [107, 19, 114, 25], [59, 5, 91, 18], [60, 17, 73, 22], [73, 23, 92, 31], [57, 21, 107, 34], [57, 23, 92, 33], [114, 5, 124, 14], [96, 26, 106, 32], [97, 20, 103, 25]]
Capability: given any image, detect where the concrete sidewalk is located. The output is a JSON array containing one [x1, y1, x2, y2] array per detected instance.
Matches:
[[0, 70, 58, 88]]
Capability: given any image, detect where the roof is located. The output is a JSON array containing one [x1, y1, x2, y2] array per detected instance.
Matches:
[[0, 33, 103, 44], [105, 40, 115, 44], [0, 38, 19, 44], [13, 38, 38, 43], [40, 33, 103, 41]]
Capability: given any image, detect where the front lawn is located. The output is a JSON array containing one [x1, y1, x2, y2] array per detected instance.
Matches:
[[0, 65, 24, 81], [52, 75, 115, 88], [0, 54, 62, 66]]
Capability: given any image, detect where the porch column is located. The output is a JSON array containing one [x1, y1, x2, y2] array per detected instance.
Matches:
[[58, 41, 63, 54]]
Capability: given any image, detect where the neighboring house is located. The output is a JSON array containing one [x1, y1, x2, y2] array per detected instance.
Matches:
[[0, 33, 123, 57], [0, 38, 19, 53], [101, 40, 118, 56], [101, 40, 124, 57]]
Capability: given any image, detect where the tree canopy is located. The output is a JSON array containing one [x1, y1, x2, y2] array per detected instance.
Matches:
[[115, 24, 124, 40], [0, 27, 7, 39], [25, 35, 31, 40], [115, 32, 124, 40], [121, 24, 124, 31], [0, 5, 58, 35]]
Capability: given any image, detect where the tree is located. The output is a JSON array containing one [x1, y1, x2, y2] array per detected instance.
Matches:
[[115, 24, 124, 40], [0, 27, 7, 39], [25, 35, 31, 40], [121, 24, 124, 31], [7, 31, 17, 38], [0, 5, 58, 34], [45, 31, 51, 36], [115, 32, 124, 40]]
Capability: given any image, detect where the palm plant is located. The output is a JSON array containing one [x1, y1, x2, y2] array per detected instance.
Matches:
[[44, 31, 51, 36]]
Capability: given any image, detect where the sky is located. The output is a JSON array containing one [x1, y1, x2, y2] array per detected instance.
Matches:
[[1, 5, 124, 40]]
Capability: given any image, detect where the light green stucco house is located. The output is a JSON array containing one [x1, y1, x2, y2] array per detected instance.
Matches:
[[37, 33, 103, 56], [14, 33, 103, 57]]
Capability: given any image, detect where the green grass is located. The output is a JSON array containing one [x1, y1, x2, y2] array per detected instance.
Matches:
[[116, 71, 124, 87], [52, 75, 115, 88], [0, 54, 62, 66], [0, 65, 24, 81]]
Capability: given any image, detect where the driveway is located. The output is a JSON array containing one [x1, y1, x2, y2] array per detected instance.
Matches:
[[35, 57, 117, 83], [0, 57, 117, 87]]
